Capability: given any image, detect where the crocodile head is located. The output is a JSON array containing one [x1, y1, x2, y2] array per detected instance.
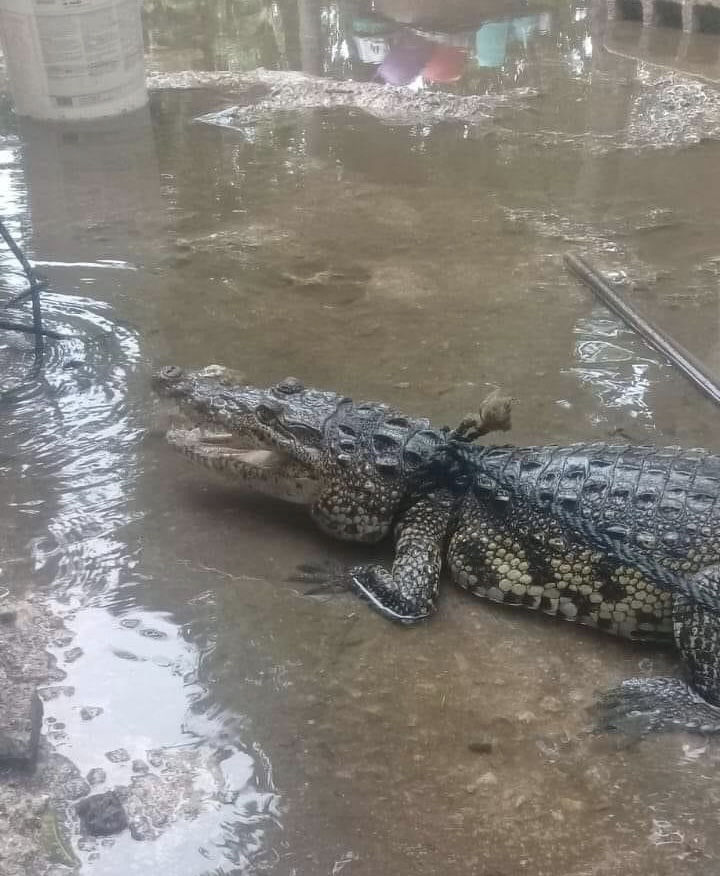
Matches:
[[153, 364, 445, 542]]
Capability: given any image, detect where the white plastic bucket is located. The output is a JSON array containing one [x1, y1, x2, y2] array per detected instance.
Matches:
[[0, 0, 147, 120]]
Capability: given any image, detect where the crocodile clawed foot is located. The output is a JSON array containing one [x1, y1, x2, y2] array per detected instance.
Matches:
[[288, 561, 353, 596], [593, 677, 720, 736], [289, 562, 432, 622]]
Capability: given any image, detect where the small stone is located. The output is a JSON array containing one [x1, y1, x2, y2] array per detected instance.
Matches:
[[0, 607, 18, 624], [476, 771, 498, 785], [467, 738, 494, 755], [138, 628, 167, 640], [32, 795, 50, 816], [105, 748, 130, 763], [66, 778, 91, 801], [80, 707, 104, 722], [112, 649, 144, 662], [23, 813, 41, 831], [151, 656, 172, 668], [38, 686, 75, 701], [560, 797, 585, 812], [147, 751, 164, 768], [131, 760, 149, 774], [466, 771, 498, 793], [86, 768, 107, 786], [129, 813, 156, 841], [52, 633, 74, 648], [63, 647, 84, 664], [516, 710, 537, 723], [0, 684, 43, 769], [76, 791, 128, 836]]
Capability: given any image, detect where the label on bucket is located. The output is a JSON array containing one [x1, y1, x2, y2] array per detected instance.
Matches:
[[0, 0, 147, 119]]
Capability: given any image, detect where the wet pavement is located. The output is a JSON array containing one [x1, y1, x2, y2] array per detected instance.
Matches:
[[2, 0, 720, 872]]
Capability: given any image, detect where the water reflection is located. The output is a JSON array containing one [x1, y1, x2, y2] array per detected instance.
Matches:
[[0, 105, 285, 872], [570, 311, 662, 419], [19, 108, 163, 264], [143, 0, 290, 71], [144, 0, 553, 82], [346, 1, 551, 82]]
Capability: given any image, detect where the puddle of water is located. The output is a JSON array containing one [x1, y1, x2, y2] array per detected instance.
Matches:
[[1, 0, 720, 873]]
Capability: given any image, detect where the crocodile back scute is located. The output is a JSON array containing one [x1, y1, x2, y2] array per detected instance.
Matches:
[[325, 399, 448, 479], [453, 441, 720, 571]]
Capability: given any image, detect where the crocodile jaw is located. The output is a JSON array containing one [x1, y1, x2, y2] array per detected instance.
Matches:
[[167, 428, 320, 504]]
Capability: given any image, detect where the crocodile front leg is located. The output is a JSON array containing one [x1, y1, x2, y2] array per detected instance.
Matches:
[[298, 490, 455, 623], [597, 565, 720, 735], [348, 490, 455, 623]]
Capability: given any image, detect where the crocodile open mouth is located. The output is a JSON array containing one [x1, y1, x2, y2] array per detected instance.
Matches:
[[167, 426, 284, 467], [165, 426, 320, 504], [152, 364, 332, 503]]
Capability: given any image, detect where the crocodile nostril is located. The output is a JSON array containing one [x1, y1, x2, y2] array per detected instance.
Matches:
[[256, 400, 282, 423], [275, 377, 305, 395], [159, 365, 184, 382]]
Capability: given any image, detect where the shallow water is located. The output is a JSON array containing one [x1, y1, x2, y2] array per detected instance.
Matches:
[[2, 0, 720, 872]]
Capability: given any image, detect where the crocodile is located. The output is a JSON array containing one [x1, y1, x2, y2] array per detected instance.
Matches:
[[153, 364, 720, 736]]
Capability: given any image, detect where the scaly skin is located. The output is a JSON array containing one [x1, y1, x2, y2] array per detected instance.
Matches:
[[437, 441, 720, 733], [153, 364, 456, 544], [154, 365, 720, 735]]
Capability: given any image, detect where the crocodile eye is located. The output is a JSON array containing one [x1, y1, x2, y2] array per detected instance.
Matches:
[[275, 377, 304, 395], [287, 424, 321, 443], [256, 401, 282, 423]]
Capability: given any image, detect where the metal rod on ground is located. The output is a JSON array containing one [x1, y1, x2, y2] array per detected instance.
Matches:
[[0, 218, 44, 359], [564, 252, 720, 408]]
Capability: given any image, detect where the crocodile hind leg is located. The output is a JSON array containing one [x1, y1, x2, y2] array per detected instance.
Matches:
[[597, 565, 720, 735], [295, 490, 455, 623]]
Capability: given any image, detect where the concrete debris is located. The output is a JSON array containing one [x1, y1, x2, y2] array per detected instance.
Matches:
[[147, 68, 536, 127]]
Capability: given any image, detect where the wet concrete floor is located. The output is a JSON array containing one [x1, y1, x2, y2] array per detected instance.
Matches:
[[3, 0, 720, 872]]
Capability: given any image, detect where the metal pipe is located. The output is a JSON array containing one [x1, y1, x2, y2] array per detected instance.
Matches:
[[564, 252, 720, 408]]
